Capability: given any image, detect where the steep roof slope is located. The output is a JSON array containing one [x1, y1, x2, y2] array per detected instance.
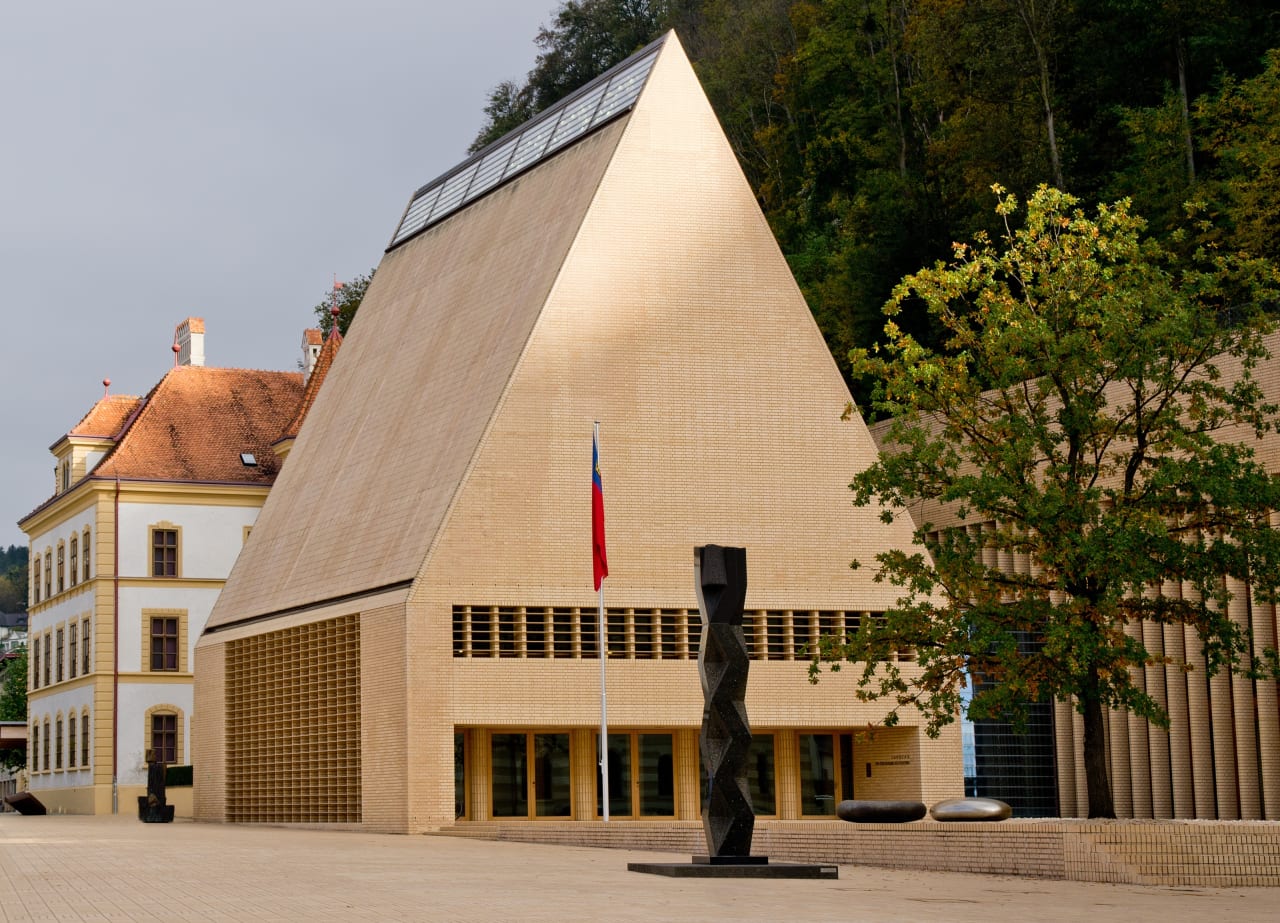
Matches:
[[92, 366, 302, 484], [208, 33, 923, 632], [207, 109, 630, 625], [67, 395, 143, 440]]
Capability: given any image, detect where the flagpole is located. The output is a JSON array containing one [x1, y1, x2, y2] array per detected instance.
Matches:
[[596, 421, 609, 823]]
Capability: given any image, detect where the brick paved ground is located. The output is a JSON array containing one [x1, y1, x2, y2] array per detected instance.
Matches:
[[0, 814, 1273, 922]]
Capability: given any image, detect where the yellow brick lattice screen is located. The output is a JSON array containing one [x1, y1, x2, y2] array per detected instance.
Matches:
[[226, 614, 361, 823]]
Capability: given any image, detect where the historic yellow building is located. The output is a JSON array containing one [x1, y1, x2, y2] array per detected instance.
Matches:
[[192, 33, 963, 832]]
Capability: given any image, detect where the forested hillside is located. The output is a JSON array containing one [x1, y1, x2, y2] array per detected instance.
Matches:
[[474, 1, 1280, 402], [0, 545, 28, 613]]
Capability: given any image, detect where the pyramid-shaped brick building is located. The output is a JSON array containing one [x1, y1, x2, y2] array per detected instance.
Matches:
[[193, 33, 962, 831]]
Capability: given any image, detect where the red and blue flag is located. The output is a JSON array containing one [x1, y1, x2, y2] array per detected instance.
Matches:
[[592, 431, 608, 590]]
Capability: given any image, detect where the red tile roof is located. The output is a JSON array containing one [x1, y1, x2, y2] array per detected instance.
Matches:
[[278, 329, 342, 444], [68, 395, 143, 439], [303, 328, 324, 347], [93, 366, 303, 484]]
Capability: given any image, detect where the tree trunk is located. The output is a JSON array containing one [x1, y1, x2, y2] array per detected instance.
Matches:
[[1176, 33, 1196, 184], [1082, 668, 1117, 818]]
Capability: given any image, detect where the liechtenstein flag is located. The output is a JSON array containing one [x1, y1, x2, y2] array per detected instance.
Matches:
[[592, 430, 608, 591]]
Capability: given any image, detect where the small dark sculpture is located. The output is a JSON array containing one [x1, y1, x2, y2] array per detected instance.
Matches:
[[696, 544, 753, 858], [137, 750, 174, 823]]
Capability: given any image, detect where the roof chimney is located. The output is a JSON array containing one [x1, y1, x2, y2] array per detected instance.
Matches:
[[301, 328, 323, 384], [175, 317, 206, 367]]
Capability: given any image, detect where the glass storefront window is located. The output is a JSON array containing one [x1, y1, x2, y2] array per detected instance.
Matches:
[[749, 734, 776, 816], [799, 733, 836, 815], [597, 733, 632, 817], [638, 734, 674, 816], [534, 733, 572, 817], [491, 733, 528, 817], [454, 732, 467, 819]]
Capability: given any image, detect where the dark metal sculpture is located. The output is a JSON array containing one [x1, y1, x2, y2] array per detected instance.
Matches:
[[695, 544, 753, 858]]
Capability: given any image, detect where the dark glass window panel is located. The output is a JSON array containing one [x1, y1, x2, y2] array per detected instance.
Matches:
[[750, 734, 776, 816], [151, 714, 177, 764], [799, 734, 836, 815], [638, 734, 674, 816], [151, 617, 179, 671], [595, 733, 632, 818], [454, 733, 466, 819], [534, 734, 571, 817], [152, 530, 177, 577], [490, 733, 528, 817]]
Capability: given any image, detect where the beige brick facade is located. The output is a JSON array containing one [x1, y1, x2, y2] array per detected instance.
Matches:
[[193, 34, 962, 832]]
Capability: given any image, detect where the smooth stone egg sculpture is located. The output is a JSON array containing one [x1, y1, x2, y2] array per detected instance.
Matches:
[[929, 797, 1012, 821]]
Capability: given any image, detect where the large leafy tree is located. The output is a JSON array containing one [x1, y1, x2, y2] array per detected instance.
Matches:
[[812, 186, 1280, 817]]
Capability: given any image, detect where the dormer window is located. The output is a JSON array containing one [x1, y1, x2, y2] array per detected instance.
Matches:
[[61, 461, 70, 492], [240, 452, 258, 467]]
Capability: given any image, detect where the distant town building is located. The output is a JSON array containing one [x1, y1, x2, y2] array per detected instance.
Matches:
[[18, 318, 339, 814]]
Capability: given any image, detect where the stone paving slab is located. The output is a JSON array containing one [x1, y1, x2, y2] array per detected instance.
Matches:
[[0, 814, 1274, 922]]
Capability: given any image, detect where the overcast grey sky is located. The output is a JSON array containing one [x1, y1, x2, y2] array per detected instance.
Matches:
[[1, 0, 551, 545]]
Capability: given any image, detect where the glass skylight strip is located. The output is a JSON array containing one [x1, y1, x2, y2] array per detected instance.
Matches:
[[592, 54, 654, 123], [432, 164, 479, 217], [505, 115, 561, 177], [389, 39, 662, 250], [464, 136, 520, 202], [545, 85, 608, 155], [392, 186, 443, 244]]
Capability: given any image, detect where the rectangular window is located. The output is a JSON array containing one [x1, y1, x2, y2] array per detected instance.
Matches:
[[42, 721, 50, 772], [637, 733, 674, 816], [69, 714, 77, 768], [151, 714, 177, 765], [31, 725, 39, 772], [82, 529, 91, 582], [43, 634, 51, 687], [152, 529, 178, 577], [150, 617, 179, 671], [44, 553, 51, 597], [597, 733, 633, 818], [68, 624, 77, 680], [56, 545, 64, 594], [56, 628, 64, 682], [81, 713, 90, 766], [55, 718, 63, 770], [490, 733, 529, 818], [69, 536, 78, 588], [82, 618, 91, 674], [454, 732, 467, 819], [799, 733, 837, 816], [32, 559, 40, 604], [33, 641, 40, 690], [750, 734, 777, 816]]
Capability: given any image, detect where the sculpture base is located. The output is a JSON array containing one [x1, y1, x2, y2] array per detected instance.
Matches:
[[629, 857, 837, 879], [137, 796, 175, 823]]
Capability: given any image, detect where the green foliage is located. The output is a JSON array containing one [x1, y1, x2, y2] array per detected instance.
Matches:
[[0, 649, 26, 722], [313, 270, 375, 338], [811, 187, 1280, 817], [472, 4, 1280, 405], [1197, 49, 1280, 263], [0, 649, 27, 772], [0, 545, 29, 613], [470, 0, 689, 151]]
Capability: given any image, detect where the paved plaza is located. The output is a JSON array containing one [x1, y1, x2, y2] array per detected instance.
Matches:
[[0, 814, 1274, 922]]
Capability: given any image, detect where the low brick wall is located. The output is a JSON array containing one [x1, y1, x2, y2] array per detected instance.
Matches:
[[433, 819, 1280, 887]]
